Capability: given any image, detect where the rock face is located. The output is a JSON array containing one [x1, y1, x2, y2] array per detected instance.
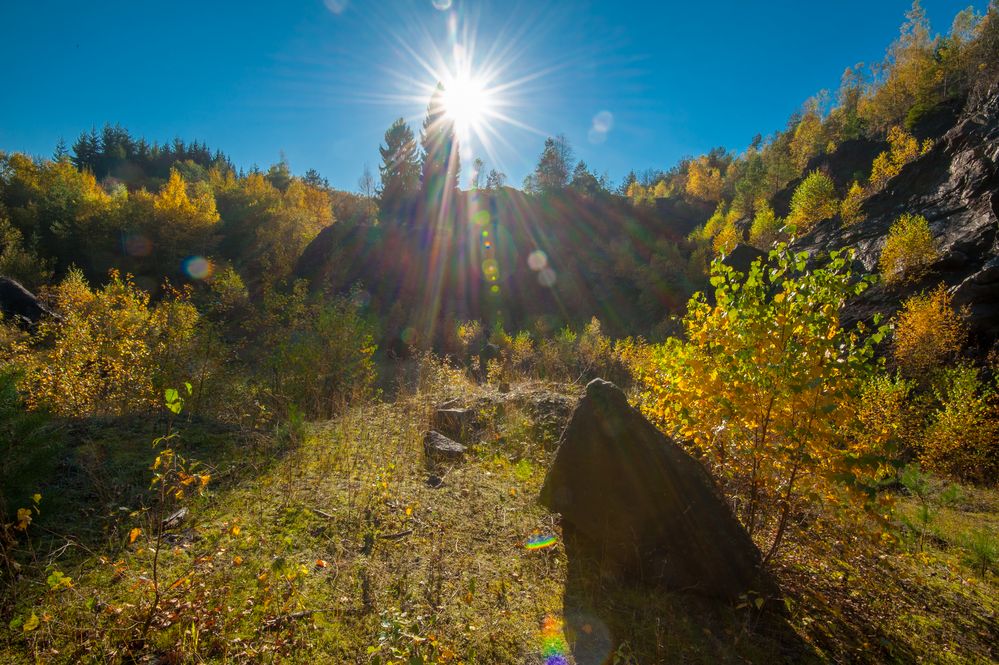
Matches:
[[540, 379, 769, 600], [0, 277, 56, 326], [423, 431, 466, 467], [794, 80, 999, 344]]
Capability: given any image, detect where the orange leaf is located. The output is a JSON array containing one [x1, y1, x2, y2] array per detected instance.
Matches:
[[129, 527, 142, 544]]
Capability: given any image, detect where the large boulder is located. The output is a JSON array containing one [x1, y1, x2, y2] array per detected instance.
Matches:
[[540, 379, 770, 600]]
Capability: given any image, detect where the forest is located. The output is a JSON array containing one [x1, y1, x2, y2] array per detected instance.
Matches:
[[1, 2, 998, 663]]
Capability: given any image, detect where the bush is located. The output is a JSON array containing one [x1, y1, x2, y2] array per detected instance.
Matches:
[[262, 283, 377, 418], [748, 204, 783, 249], [787, 170, 839, 231], [879, 213, 939, 285], [712, 222, 740, 255], [893, 284, 968, 379], [627, 244, 887, 560], [6, 270, 200, 416], [869, 126, 932, 190], [920, 365, 998, 485], [839, 181, 866, 226]]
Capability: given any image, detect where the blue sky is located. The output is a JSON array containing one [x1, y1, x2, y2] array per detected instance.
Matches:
[[0, 0, 986, 190]]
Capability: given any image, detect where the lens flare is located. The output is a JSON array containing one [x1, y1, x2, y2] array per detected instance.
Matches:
[[527, 249, 548, 271], [539, 615, 569, 664], [182, 256, 213, 280], [481, 258, 499, 277], [525, 534, 557, 550], [538, 267, 557, 287]]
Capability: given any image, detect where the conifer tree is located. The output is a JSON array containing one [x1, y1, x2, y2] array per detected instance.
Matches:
[[419, 84, 460, 203], [378, 118, 419, 216]]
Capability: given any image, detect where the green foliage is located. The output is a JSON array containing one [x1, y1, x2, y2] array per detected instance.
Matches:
[[898, 463, 962, 551], [879, 213, 938, 285], [748, 204, 783, 249], [262, 283, 377, 418], [961, 528, 998, 577], [920, 365, 998, 485], [0, 211, 51, 288], [786, 170, 839, 231], [627, 243, 887, 560]]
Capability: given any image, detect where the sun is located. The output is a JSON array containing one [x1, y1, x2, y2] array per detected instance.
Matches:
[[441, 73, 492, 138]]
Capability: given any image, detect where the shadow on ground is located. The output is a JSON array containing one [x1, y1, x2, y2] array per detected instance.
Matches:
[[561, 534, 823, 665]]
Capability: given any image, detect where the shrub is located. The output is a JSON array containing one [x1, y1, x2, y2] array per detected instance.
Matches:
[[869, 126, 931, 190], [920, 365, 998, 485], [712, 222, 740, 255], [893, 284, 968, 379], [628, 244, 887, 561], [7, 270, 200, 416], [263, 284, 377, 418], [748, 204, 783, 249], [879, 213, 939, 284], [855, 373, 918, 460], [839, 181, 866, 226], [787, 170, 839, 231]]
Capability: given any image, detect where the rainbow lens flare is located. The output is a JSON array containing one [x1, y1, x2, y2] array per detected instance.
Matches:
[[540, 615, 569, 664], [525, 534, 557, 550]]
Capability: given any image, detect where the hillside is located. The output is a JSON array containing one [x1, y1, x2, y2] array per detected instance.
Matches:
[[3, 3, 999, 664]]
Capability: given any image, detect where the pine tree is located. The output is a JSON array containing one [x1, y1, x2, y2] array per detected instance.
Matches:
[[528, 135, 573, 194], [378, 118, 419, 217], [419, 84, 460, 203], [53, 138, 70, 162]]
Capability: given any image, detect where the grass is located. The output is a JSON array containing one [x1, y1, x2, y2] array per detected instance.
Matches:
[[2, 374, 998, 663]]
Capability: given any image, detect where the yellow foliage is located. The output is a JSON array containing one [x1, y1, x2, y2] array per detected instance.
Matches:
[[685, 157, 723, 202], [879, 213, 938, 285], [869, 126, 922, 190], [787, 170, 839, 231], [920, 366, 999, 485], [840, 180, 866, 226], [627, 245, 887, 557], [790, 109, 825, 171], [893, 284, 967, 378], [748, 204, 783, 249], [6, 270, 200, 416], [712, 222, 740, 255]]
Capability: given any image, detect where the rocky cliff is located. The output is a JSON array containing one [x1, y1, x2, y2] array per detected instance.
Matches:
[[794, 80, 999, 346]]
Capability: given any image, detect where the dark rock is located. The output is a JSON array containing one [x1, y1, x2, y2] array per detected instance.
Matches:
[[432, 408, 477, 442], [423, 430, 466, 467], [0, 277, 57, 326], [721, 243, 766, 275], [793, 80, 999, 347], [540, 379, 771, 600], [426, 474, 444, 488], [772, 138, 889, 218], [161, 507, 189, 530], [526, 392, 576, 450]]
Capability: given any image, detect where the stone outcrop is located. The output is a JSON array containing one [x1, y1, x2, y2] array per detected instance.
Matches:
[[0, 277, 57, 326], [540, 379, 771, 600], [432, 408, 478, 443], [423, 430, 466, 468], [792, 80, 999, 344]]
